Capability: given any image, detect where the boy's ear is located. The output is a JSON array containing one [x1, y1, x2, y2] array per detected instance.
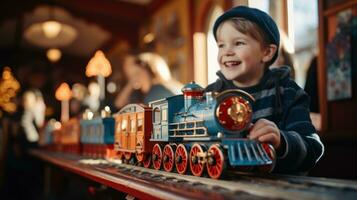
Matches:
[[262, 44, 278, 63]]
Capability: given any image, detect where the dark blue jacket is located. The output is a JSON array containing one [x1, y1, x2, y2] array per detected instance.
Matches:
[[205, 66, 324, 174]]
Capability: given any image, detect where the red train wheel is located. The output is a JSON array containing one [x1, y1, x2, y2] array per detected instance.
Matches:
[[143, 154, 151, 168], [207, 144, 226, 179], [136, 152, 144, 162], [117, 151, 123, 160], [257, 143, 276, 173], [124, 152, 132, 160], [189, 143, 206, 177], [175, 144, 189, 174], [163, 144, 175, 172], [152, 144, 162, 170]]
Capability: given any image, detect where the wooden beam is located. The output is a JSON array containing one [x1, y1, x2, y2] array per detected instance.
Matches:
[[53, 0, 149, 23]]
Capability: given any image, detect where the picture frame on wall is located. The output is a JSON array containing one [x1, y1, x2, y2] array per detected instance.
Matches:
[[326, 9, 354, 101]]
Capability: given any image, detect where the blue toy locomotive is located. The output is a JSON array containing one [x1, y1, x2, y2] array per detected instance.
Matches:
[[115, 82, 275, 179]]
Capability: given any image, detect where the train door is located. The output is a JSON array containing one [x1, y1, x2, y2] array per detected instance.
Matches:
[[136, 112, 144, 152], [152, 105, 169, 141], [153, 107, 161, 140], [114, 116, 121, 150], [129, 113, 137, 151], [120, 114, 130, 150], [160, 105, 169, 140]]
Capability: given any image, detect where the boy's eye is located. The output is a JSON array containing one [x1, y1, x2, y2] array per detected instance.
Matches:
[[218, 43, 224, 48], [235, 41, 245, 46]]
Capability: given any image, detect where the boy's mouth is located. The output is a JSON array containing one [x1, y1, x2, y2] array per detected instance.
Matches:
[[223, 61, 241, 68]]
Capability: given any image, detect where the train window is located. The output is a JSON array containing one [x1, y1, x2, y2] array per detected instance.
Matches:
[[162, 109, 167, 122], [131, 119, 136, 132], [116, 122, 121, 133], [154, 108, 161, 123], [121, 119, 128, 132], [137, 119, 143, 131]]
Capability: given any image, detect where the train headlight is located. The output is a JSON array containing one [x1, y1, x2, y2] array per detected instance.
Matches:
[[216, 96, 253, 132]]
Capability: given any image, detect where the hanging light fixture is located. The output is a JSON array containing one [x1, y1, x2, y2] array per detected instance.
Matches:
[[46, 48, 62, 62], [24, 5, 77, 48], [86, 50, 112, 100]]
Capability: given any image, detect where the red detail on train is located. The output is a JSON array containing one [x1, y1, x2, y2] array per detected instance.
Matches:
[[216, 96, 252, 131], [183, 91, 203, 97]]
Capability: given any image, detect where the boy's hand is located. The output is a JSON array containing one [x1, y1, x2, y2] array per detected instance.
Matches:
[[248, 119, 281, 150]]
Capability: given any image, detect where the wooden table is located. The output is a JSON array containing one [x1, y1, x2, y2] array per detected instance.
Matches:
[[30, 149, 357, 200]]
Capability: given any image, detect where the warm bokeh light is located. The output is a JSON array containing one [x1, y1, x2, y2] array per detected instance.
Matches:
[[55, 82, 72, 101], [106, 81, 117, 93], [85, 50, 112, 77], [47, 48, 62, 62], [143, 32, 155, 43], [193, 32, 207, 86], [42, 20, 62, 38], [0, 66, 21, 113]]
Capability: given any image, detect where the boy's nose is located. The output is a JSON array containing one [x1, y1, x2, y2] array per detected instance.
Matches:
[[224, 49, 235, 56]]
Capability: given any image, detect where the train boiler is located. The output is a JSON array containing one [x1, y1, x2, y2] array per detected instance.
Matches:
[[149, 82, 276, 179]]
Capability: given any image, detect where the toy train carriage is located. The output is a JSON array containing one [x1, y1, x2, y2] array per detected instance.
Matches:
[[60, 118, 81, 153], [80, 115, 115, 158], [39, 119, 61, 151], [149, 82, 276, 179], [114, 104, 153, 166]]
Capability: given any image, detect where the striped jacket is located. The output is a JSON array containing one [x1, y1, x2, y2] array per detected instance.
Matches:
[[205, 66, 324, 174]]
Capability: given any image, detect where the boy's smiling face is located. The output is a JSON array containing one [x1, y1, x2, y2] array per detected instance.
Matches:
[[216, 21, 268, 87]]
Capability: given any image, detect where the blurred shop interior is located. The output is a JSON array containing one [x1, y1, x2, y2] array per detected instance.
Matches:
[[0, 0, 357, 197]]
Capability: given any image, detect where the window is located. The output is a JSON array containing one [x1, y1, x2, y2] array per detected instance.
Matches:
[[116, 121, 121, 133], [206, 6, 223, 85], [162, 109, 167, 122], [131, 119, 136, 132], [121, 119, 127, 132], [137, 119, 143, 131], [154, 108, 161, 123]]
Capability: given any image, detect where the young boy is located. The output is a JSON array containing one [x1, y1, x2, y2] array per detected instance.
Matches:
[[206, 6, 324, 174]]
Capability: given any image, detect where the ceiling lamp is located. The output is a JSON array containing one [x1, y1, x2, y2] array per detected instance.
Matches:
[[42, 20, 62, 38], [24, 6, 77, 48], [46, 48, 62, 62], [24, 21, 77, 47]]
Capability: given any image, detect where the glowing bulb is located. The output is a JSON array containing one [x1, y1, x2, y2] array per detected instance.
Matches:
[[54, 121, 62, 130], [47, 48, 62, 62], [42, 20, 62, 38], [143, 33, 155, 43], [87, 111, 94, 120], [106, 82, 117, 93]]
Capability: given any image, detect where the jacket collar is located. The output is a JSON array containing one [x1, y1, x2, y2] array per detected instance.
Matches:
[[215, 66, 291, 93]]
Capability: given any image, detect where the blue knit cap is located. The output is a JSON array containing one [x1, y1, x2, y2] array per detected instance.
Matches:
[[213, 6, 280, 64]]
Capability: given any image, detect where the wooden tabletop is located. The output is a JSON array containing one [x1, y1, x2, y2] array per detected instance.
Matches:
[[30, 149, 357, 200]]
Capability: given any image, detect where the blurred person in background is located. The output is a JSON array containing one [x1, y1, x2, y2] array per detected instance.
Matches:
[[21, 89, 46, 145], [4, 88, 45, 200], [70, 83, 88, 118], [115, 52, 182, 109], [83, 81, 101, 113]]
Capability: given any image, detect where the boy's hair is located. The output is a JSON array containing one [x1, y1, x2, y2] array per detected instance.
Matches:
[[213, 6, 280, 67], [223, 17, 276, 68]]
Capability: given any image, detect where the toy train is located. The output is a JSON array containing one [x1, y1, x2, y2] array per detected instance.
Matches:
[[41, 82, 276, 179]]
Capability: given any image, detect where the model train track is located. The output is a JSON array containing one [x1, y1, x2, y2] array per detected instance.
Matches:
[[82, 158, 357, 200], [32, 151, 357, 200]]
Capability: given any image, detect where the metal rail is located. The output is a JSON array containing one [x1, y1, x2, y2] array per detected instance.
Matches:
[[30, 150, 357, 200]]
